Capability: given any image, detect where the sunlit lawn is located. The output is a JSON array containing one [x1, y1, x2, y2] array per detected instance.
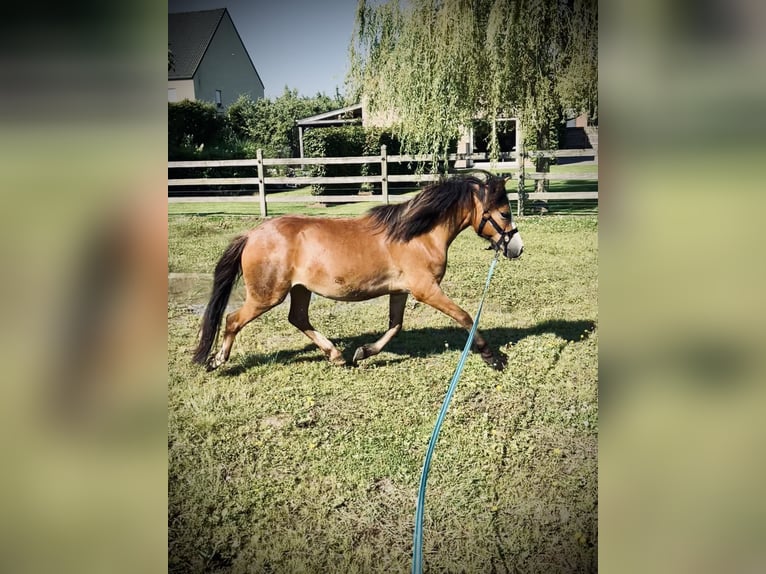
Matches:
[[168, 204, 598, 573]]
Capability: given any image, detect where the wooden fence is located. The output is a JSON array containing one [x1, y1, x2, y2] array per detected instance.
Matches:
[[168, 145, 597, 217], [516, 148, 598, 214]]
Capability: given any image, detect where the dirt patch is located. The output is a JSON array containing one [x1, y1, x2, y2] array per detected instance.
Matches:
[[260, 415, 290, 429]]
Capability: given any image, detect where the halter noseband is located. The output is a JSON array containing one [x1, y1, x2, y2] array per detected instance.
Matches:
[[477, 210, 519, 255]]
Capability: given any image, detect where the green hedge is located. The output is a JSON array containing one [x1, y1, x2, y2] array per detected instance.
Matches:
[[169, 98, 449, 197], [303, 126, 412, 195], [169, 100, 258, 194], [303, 126, 363, 194], [168, 100, 226, 151]]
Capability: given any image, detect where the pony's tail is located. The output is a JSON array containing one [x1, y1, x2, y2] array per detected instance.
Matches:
[[192, 234, 248, 364]]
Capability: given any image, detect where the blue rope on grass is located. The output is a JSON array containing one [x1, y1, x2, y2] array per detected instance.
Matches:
[[412, 252, 501, 574]]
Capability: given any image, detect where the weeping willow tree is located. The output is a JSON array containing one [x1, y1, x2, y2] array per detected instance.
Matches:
[[348, 0, 597, 168]]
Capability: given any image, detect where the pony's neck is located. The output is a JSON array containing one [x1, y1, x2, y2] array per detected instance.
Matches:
[[433, 198, 480, 248], [463, 195, 486, 237]]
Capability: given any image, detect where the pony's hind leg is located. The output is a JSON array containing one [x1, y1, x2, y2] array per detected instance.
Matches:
[[288, 285, 346, 366], [208, 298, 277, 370], [352, 293, 408, 365]]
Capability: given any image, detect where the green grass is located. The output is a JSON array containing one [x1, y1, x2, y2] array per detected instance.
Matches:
[[169, 209, 598, 573]]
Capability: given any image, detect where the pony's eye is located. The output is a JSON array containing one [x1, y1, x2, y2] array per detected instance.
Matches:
[[499, 212, 511, 220]]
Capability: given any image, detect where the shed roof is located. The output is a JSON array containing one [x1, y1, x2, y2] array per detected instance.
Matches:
[[296, 103, 363, 127]]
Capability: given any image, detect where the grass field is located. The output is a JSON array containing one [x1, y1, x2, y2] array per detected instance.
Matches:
[[168, 209, 598, 573]]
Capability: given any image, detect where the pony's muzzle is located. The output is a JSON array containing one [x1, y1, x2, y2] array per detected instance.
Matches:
[[503, 232, 524, 259]]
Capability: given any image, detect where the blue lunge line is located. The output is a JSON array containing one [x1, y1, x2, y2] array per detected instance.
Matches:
[[412, 252, 501, 574]]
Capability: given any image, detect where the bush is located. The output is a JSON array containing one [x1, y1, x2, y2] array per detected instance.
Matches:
[[303, 126, 413, 195], [226, 90, 342, 159], [168, 99, 226, 150], [303, 126, 365, 194], [168, 94, 444, 197], [169, 100, 258, 194]]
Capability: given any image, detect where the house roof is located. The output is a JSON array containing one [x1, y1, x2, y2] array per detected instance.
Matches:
[[168, 8, 226, 80], [296, 103, 363, 127], [169, 8, 264, 89]]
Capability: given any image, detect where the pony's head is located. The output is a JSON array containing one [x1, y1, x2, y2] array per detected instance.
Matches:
[[471, 172, 524, 259]]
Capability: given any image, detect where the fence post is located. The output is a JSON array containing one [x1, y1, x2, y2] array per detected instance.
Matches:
[[380, 144, 389, 204], [517, 147, 526, 217], [256, 148, 267, 218], [515, 120, 525, 216]]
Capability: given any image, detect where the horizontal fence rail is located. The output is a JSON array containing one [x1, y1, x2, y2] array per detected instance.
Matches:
[[168, 146, 597, 216]]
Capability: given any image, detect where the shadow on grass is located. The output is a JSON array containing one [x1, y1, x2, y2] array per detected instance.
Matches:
[[220, 318, 596, 374], [220, 346, 325, 376]]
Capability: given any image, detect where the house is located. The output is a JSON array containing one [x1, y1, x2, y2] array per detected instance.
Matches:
[[168, 8, 264, 109]]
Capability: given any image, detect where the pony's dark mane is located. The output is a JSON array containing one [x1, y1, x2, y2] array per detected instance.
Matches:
[[367, 172, 507, 242]]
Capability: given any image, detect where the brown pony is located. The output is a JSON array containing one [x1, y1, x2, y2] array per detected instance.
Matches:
[[193, 171, 523, 371]]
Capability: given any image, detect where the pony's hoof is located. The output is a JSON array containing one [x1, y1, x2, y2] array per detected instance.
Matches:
[[352, 346, 371, 365], [483, 350, 507, 371], [206, 355, 224, 371], [329, 353, 347, 367]]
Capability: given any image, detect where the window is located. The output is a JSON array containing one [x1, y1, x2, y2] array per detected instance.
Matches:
[[215, 90, 222, 108], [168, 87, 177, 102]]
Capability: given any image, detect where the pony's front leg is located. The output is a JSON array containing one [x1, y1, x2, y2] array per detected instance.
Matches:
[[412, 285, 507, 371], [288, 285, 346, 366], [352, 293, 408, 365]]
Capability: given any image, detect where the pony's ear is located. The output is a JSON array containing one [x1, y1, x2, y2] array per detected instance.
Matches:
[[471, 169, 493, 183]]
